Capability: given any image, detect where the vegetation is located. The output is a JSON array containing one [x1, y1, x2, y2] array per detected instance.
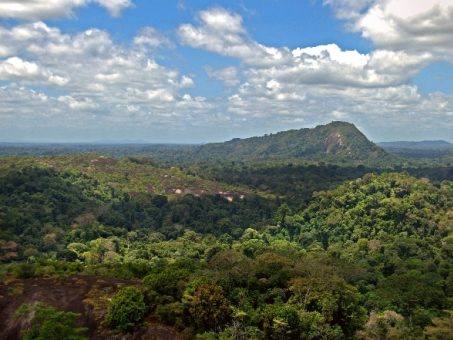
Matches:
[[0, 126, 452, 339], [105, 286, 146, 331], [0, 165, 275, 258], [15, 302, 87, 340]]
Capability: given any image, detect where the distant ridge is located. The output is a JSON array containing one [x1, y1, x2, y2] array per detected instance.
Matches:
[[190, 121, 390, 164], [378, 140, 453, 150], [92, 139, 148, 144]]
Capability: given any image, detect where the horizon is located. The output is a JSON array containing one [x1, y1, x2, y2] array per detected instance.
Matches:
[[0, 120, 452, 144], [1, 1, 453, 142]]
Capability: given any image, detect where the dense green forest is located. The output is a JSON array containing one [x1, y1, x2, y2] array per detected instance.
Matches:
[[0, 154, 452, 339], [0, 124, 452, 339]]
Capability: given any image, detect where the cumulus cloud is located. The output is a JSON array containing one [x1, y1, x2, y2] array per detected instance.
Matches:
[[0, 56, 70, 86], [326, 0, 453, 60], [0, 57, 40, 77], [0, 0, 132, 20], [178, 7, 291, 66], [133, 27, 173, 48], [359, 0, 453, 58]]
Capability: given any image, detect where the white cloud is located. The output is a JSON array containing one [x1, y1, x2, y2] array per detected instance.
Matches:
[[48, 74, 69, 86], [326, 0, 453, 60], [94, 0, 133, 17], [178, 7, 292, 66], [0, 57, 40, 77], [292, 44, 368, 68], [0, 0, 132, 20], [58, 95, 98, 110], [0, 56, 70, 86], [206, 66, 240, 87], [199, 7, 244, 33], [133, 27, 172, 48], [180, 75, 194, 88], [357, 0, 453, 49]]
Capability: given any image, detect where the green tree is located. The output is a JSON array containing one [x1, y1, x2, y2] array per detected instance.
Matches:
[[106, 286, 146, 331], [263, 304, 301, 339]]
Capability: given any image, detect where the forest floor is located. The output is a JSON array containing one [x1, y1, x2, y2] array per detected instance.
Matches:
[[0, 275, 181, 340]]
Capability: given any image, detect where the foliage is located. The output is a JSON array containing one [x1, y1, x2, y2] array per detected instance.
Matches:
[[105, 286, 146, 331], [1, 154, 452, 339], [188, 283, 231, 331], [15, 302, 87, 340], [424, 311, 453, 339], [356, 310, 410, 339]]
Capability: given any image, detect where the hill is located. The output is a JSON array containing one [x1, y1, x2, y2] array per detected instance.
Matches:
[[190, 121, 390, 165], [294, 172, 453, 246]]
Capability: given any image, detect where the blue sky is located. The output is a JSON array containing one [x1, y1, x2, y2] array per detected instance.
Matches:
[[0, 0, 452, 142]]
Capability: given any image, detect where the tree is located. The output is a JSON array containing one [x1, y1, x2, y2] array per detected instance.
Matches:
[[263, 304, 301, 340], [188, 283, 231, 331], [273, 203, 291, 226], [106, 286, 146, 331], [356, 311, 410, 340]]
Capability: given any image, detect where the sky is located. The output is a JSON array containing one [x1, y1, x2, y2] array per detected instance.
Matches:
[[0, 0, 452, 143]]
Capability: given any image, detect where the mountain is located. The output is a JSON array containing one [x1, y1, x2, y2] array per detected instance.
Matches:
[[191, 121, 389, 164], [379, 140, 453, 150]]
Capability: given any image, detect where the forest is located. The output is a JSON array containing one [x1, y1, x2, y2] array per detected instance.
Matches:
[[0, 123, 452, 339]]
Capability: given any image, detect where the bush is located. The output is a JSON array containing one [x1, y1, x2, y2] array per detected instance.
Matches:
[[105, 286, 146, 331]]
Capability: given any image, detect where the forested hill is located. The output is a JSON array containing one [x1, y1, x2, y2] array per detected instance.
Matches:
[[191, 121, 391, 165]]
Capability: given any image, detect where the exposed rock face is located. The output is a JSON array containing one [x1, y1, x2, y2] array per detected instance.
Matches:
[[325, 132, 344, 154]]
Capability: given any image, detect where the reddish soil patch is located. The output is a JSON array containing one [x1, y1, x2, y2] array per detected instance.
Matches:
[[0, 275, 181, 340]]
